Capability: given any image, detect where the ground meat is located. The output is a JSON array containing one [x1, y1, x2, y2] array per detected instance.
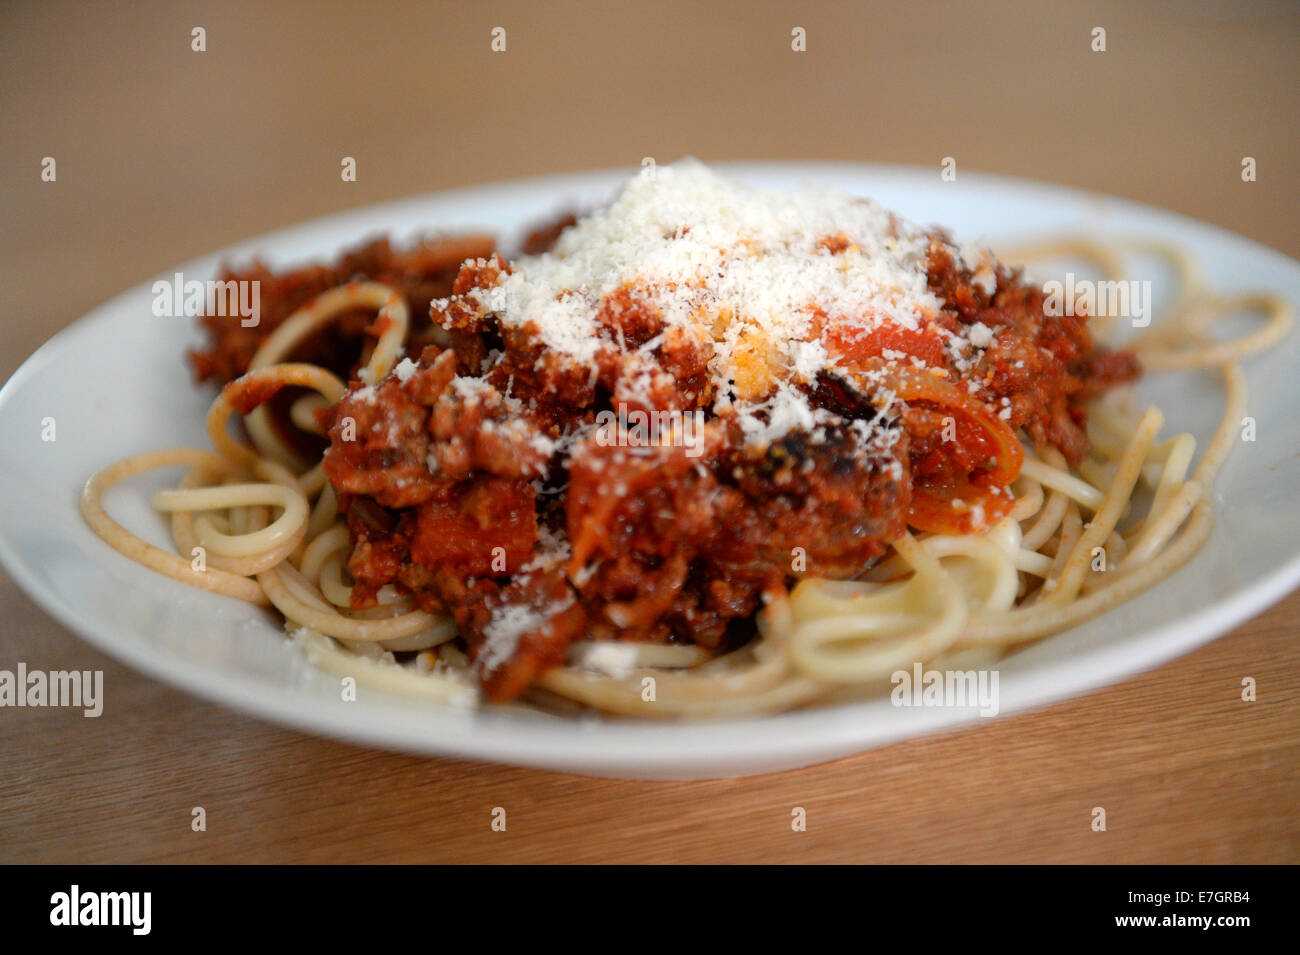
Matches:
[[188, 234, 497, 386], [323, 340, 911, 698]]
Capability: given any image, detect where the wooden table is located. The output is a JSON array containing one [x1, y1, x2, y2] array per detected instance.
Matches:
[[3, 0, 1297, 863]]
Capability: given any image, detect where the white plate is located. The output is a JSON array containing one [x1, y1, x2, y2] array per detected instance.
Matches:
[[2, 163, 1298, 780]]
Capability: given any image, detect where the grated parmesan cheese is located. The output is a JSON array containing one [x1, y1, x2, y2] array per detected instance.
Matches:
[[463, 159, 969, 448], [393, 357, 419, 383], [480, 603, 544, 675], [967, 322, 995, 348]]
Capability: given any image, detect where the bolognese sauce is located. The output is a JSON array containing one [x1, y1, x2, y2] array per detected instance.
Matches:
[[317, 162, 1137, 701], [188, 233, 497, 387]]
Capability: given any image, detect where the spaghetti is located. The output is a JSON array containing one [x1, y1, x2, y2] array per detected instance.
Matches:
[[82, 169, 1290, 718]]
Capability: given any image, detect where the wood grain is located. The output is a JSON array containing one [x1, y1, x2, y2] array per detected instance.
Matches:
[[1, 0, 1297, 863]]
